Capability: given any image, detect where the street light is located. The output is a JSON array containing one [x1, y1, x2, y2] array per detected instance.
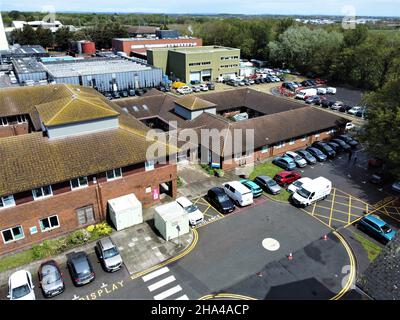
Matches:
[[176, 225, 181, 248]]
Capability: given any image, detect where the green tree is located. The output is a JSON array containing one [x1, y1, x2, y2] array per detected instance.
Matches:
[[35, 26, 54, 48], [55, 27, 72, 51], [10, 25, 38, 45]]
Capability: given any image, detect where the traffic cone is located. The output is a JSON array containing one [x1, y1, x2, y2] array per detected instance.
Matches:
[[323, 234, 328, 241], [288, 253, 293, 260]]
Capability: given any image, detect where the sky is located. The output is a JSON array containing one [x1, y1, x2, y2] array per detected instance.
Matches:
[[0, 0, 399, 17]]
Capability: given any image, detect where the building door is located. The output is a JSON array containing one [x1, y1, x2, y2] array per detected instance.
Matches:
[[190, 72, 201, 83], [201, 69, 211, 82]]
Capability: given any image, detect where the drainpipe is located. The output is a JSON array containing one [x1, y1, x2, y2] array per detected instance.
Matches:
[[94, 178, 105, 221]]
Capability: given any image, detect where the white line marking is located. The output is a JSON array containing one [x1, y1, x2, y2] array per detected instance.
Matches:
[[176, 294, 189, 300], [142, 267, 170, 282], [148, 275, 176, 292], [154, 285, 182, 300]]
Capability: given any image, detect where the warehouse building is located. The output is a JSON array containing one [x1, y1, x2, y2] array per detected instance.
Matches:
[[12, 57, 48, 84], [42, 57, 164, 92], [0, 45, 48, 63], [147, 46, 241, 83], [0, 84, 178, 255], [115, 88, 349, 169]]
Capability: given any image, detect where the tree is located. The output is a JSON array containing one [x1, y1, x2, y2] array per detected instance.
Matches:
[[361, 78, 400, 176], [55, 27, 72, 51], [10, 25, 38, 45], [36, 26, 54, 48]]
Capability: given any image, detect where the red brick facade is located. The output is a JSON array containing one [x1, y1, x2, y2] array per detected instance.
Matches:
[[0, 123, 29, 138], [0, 163, 177, 255]]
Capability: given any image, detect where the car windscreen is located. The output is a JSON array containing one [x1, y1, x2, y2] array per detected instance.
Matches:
[[12, 284, 30, 299], [297, 187, 311, 199], [267, 179, 277, 186], [293, 181, 303, 187], [381, 225, 392, 233], [185, 204, 199, 213], [218, 194, 230, 202], [41, 265, 61, 284], [104, 248, 119, 259], [315, 149, 324, 155], [75, 260, 91, 276], [294, 155, 302, 161]]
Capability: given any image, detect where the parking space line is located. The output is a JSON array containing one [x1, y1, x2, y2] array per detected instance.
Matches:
[[311, 202, 316, 216], [334, 188, 371, 206], [324, 199, 367, 211], [314, 204, 362, 218], [313, 213, 349, 224], [300, 208, 334, 230], [328, 188, 337, 227], [348, 196, 351, 224]]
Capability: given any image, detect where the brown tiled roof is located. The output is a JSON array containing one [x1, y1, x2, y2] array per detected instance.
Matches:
[[174, 95, 217, 111], [127, 26, 158, 34]]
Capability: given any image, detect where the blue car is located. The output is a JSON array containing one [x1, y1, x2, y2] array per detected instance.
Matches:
[[357, 215, 396, 244], [272, 156, 296, 171], [240, 179, 263, 197], [306, 147, 327, 162]]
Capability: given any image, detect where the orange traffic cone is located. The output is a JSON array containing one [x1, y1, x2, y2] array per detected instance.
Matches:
[[288, 253, 293, 260], [323, 234, 328, 241]]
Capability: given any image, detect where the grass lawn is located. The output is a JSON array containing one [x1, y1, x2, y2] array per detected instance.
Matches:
[[249, 162, 291, 202], [352, 231, 382, 262], [0, 250, 35, 273]]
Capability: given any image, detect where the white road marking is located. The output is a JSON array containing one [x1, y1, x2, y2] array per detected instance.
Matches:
[[148, 275, 176, 292], [101, 282, 108, 288], [142, 267, 170, 282], [72, 294, 80, 300], [154, 285, 182, 300], [176, 294, 189, 300]]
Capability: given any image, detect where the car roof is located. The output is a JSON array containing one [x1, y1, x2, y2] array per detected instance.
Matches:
[[242, 180, 260, 188], [210, 187, 225, 195], [276, 171, 292, 177], [285, 151, 297, 157], [98, 237, 115, 250], [258, 175, 272, 181], [176, 196, 193, 207], [364, 215, 386, 227], [9, 270, 30, 287]]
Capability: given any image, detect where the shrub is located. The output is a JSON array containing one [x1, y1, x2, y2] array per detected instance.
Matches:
[[67, 229, 90, 246]]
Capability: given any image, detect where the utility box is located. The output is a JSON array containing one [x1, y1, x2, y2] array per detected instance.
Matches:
[[108, 193, 143, 231], [154, 202, 189, 241]]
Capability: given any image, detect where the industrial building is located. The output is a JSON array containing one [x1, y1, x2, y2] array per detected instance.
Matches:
[[147, 46, 241, 83], [0, 45, 48, 64], [12, 58, 48, 84], [0, 84, 178, 255]]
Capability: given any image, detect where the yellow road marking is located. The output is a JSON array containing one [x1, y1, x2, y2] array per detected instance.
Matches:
[[324, 199, 366, 211], [313, 213, 349, 224], [300, 208, 334, 230], [348, 196, 352, 224], [334, 188, 371, 206], [314, 204, 363, 218], [194, 216, 224, 229], [311, 202, 316, 216], [199, 293, 257, 300], [328, 188, 337, 227]]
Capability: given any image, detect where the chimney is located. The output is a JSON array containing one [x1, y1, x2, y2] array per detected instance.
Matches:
[[0, 12, 9, 51]]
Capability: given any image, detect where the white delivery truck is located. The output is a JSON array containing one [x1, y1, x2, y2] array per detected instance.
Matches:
[[295, 88, 317, 100], [291, 177, 332, 207]]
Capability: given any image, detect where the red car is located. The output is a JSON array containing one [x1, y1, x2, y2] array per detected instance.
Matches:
[[273, 171, 301, 187]]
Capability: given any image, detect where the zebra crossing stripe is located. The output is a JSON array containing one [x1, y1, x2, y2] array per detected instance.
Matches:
[[154, 285, 182, 300], [148, 275, 176, 292], [142, 267, 170, 282]]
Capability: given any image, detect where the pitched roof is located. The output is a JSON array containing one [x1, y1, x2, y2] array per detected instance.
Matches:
[[174, 95, 217, 111]]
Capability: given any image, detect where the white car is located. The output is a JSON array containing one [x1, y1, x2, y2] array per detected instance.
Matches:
[[191, 85, 201, 92], [326, 87, 337, 94], [347, 106, 363, 115], [199, 84, 209, 91], [317, 87, 327, 95], [331, 101, 343, 110], [176, 196, 204, 226], [177, 86, 193, 95], [288, 177, 313, 194], [345, 122, 355, 131], [285, 151, 307, 168], [8, 270, 36, 300]]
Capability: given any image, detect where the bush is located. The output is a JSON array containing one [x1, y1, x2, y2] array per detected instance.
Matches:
[[177, 176, 183, 188], [67, 229, 90, 246], [86, 222, 113, 241]]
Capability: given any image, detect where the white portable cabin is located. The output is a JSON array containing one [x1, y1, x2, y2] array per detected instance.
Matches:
[[108, 193, 143, 231], [154, 202, 190, 241]]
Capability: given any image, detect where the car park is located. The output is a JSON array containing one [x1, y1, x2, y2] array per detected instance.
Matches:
[[357, 215, 396, 244], [38, 260, 65, 298], [285, 151, 307, 168], [176, 196, 204, 226], [207, 187, 235, 214], [287, 177, 313, 194], [274, 171, 302, 187], [296, 149, 317, 164], [312, 142, 336, 158], [67, 251, 95, 286], [336, 134, 359, 148], [240, 179, 263, 198], [95, 238, 123, 272], [8, 270, 36, 300], [306, 147, 328, 162], [272, 156, 297, 171], [223, 181, 253, 207], [331, 139, 351, 152], [253, 175, 281, 194], [291, 177, 332, 207]]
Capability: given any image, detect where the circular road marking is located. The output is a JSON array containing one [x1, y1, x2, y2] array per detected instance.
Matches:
[[262, 238, 280, 251]]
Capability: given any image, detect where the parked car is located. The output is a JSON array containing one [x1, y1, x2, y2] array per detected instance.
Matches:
[[240, 179, 263, 198], [207, 187, 235, 214], [285, 151, 307, 168], [135, 88, 145, 96], [326, 141, 341, 153], [191, 85, 201, 92], [223, 181, 253, 207], [104, 92, 113, 100], [227, 79, 239, 87], [253, 175, 281, 195], [8, 270, 36, 300], [177, 86, 193, 95], [321, 100, 334, 109], [67, 252, 95, 286], [95, 238, 123, 272], [331, 138, 351, 152], [199, 84, 209, 91], [38, 260, 65, 298], [330, 101, 344, 111], [339, 105, 352, 113], [355, 109, 366, 118], [288, 177, 313, 194], [369, 171, 394, 186], [128, 89, 136, 96], [274, 171, 302, 187], [336, 134, 359, 148], [272, 156, 297, 171], [317, 87, 327, 95], [326, 87, 337, 94], [312, 141, 336, 158], [207, 82, 215, 90], [357, 215, 396, 244], [348, 106, 363, 115], [296, 149, 317, 164], [176, 196, 204, 226], [306, 147, 328, 162], [391, 181, 400, 193], [305, 95, 322, 105], [121, 91, 129, 98], [190, 80, 201, 85], [345, 122, 355, 131], [112, 91, 121, 99]]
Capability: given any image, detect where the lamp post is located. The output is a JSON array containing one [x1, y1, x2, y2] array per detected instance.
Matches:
[[176, 225, 181, 248]]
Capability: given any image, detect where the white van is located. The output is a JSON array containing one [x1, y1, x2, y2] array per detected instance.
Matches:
[[223, 181, 253, 207], [176, 196, 204, 226], [295, 88, 317, 100], [291, 177, 332, 207]]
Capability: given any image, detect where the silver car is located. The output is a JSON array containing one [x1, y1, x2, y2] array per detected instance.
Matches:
[[253, 175, 282, 195], [38, 260, 65, 298], [95, 238, 123, 272]]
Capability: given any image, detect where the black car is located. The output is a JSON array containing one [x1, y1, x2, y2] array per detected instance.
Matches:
[[312, 141, 336, 158], [207, 187, 235, 214], [326, 141, 340, 153], [135, 88, 144, 96], [128, 89, 136, 96], [121, 91, 129, 98], [104, 92, 113, 100], [355, 110, 365, 118], [331, 138, 351, 152], [67, 252, 95, 287], [207, 82, 215, 90], [112, 91, 120, 99], [306, 147, 328, 162], [254, 78, 261, 84], [321, 100, 333, 108], [339, 105, 352, 113], [190, 80, 201, 85], [336, 135, 359, 148]]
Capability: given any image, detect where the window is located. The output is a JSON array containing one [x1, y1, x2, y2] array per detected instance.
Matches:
[[289, 139, 295, 145], [17, 115, 27, 124], [0, 195, 15, 209], [32, 185, 53, 200], [0, 117, 8, 126], [106, 168, 122, 181], [70, 176, 89, 190], [261, 145, 269, 154], [76, 206, 95, 225], [145, 160, 155, 171], [2, 226, 24, 244], [39, 215, 60, 231], [275, 142, 283, 149]]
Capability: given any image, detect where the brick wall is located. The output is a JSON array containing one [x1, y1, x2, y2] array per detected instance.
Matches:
[[0, 163, 177, 255], [0, 123, 29, 138]]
